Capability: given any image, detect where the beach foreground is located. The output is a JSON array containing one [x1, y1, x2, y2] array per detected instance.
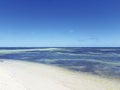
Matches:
[[0, 59, 120, 90]]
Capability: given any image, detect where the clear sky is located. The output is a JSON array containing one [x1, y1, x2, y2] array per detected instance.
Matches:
[[0, 0, 120, 47]]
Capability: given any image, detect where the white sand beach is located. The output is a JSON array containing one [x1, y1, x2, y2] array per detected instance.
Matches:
[[0, 59, 120, 90]]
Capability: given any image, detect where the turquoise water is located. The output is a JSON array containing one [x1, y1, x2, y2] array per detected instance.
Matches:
[[0, 47, 120, 78]]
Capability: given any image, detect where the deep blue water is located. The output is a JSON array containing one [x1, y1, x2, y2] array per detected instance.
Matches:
[[0, 47, 120, 78]]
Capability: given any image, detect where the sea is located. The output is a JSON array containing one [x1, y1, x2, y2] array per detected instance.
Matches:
[[0, 47, 120, 78]]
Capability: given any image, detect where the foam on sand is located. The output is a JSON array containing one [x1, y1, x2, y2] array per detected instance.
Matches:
[[0, 59, 120, 90]]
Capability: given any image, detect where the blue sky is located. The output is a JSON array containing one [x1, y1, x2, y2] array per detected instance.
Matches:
[[0, 0, 120, 47]]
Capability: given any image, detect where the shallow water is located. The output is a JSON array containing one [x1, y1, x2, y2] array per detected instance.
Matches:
[[0, 47, 120, 78]]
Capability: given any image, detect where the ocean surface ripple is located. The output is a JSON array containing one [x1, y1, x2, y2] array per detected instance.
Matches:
[[0, 47, 120, 78]]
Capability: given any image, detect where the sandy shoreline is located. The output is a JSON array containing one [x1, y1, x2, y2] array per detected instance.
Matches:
[[0, 59, 120, 90]]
